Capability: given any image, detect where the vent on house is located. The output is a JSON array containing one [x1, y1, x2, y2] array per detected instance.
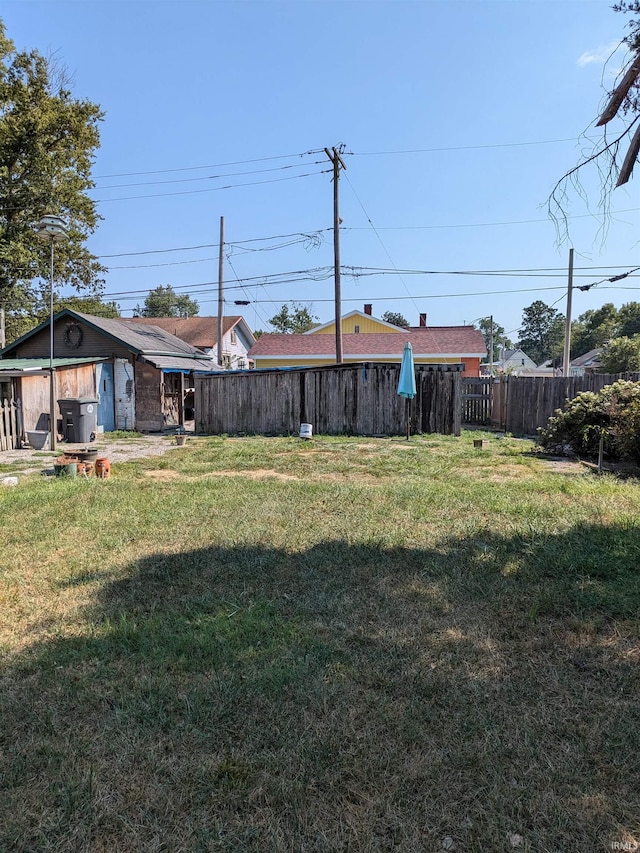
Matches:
[[354, 325, 360, 333]]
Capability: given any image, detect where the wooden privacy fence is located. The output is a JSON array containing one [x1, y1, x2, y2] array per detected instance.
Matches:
[[462, 377, 493, 424], [196, 362, 462, 437], [0, 399, 22, 451], [491, 373, 640, 435]]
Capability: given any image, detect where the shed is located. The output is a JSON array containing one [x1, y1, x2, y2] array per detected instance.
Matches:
[[0, 310, 220, 439]]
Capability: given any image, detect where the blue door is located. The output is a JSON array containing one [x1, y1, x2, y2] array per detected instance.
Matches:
[[96, 363, 115, 432]]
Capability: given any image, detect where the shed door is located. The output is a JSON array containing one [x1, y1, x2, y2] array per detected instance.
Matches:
[[96, 363, 115, 432]]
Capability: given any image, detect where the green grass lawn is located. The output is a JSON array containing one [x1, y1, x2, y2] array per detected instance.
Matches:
[[1, 432, 639, 852]]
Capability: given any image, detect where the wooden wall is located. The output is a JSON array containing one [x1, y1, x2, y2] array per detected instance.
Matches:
[[12, 318, 133, 361], [134, 361, 164, 432], [196, 363, 461, 437], [17, 364, 97, 433]]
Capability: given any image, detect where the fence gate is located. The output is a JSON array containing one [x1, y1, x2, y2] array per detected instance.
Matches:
[[462, 377, 493, 425]]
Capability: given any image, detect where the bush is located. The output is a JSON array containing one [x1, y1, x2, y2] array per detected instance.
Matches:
[[538, 380, 640, 463]]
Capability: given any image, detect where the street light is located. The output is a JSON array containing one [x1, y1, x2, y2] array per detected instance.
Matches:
[[36, 214, 68, 451]]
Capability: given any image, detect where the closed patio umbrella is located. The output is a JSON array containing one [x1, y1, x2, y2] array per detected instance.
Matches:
[[397, 341, 416, 439]]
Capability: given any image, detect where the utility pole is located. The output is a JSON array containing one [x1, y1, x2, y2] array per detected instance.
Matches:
[[217, 215, 224, 368], [563, 247, 574, 378], [489, 315, 494, 375], [0, 307, 5, 350], [324, 146, 347, 364]]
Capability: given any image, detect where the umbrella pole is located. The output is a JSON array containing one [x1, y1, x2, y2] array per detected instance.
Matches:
[[406, 398, 410, 441]]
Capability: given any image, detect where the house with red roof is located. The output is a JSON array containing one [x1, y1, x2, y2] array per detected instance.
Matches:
[[249, 305, 486, 377]]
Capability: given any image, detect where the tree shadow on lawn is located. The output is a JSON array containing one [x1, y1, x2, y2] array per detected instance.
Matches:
[[2, 524, 640, 852]]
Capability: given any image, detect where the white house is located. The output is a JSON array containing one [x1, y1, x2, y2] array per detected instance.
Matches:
[[493, 348, 539, 375]]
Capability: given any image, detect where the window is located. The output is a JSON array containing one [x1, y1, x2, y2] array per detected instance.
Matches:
[[222, 353, 232, 369], [236, 358, 246, 370], [230, 330, 237, 345], [354, 325, 360, 333]]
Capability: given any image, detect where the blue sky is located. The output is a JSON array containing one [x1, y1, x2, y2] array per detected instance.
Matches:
[[4, 0, 639, 338]]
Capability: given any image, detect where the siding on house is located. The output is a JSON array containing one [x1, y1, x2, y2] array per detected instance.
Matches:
[[11, 322, 133, 361], [310, 314, 401, 335]]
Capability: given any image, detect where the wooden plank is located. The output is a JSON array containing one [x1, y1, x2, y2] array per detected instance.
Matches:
[[0, 401, 7, 451]]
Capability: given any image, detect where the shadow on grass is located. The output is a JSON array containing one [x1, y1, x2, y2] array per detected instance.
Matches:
[[2, 524, 640, 852]]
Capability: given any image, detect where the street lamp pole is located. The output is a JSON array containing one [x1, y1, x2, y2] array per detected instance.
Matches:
[[36, 214, 69, 451]]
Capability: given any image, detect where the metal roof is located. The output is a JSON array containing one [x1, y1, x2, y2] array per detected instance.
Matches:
[[70, 312, 212, 356], [123, 316, 255, 349], [0, 356, 107, 373], [141, 355, 223, 373]]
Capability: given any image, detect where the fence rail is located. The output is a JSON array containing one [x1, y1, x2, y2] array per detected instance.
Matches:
[[0, 399, 22, 451]]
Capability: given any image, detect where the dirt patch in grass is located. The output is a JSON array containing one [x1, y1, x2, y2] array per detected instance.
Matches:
[[144, 469, 184, 480], [543, 458, 588, 475], [204, 468, 299, 481]]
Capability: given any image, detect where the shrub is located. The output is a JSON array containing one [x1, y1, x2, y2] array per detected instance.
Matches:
[[538, 380, 640, 463]]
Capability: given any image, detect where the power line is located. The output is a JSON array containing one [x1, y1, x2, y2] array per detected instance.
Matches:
[[342, 172, 421, 317], [91, 137, 591, 182], [349, 135, 600, 156], [105, 233, 327, 270], [92, 169, 331, 203], [94, 160, 326, 190], [95, 229, 331, 258], [93, 149, 325, 179], [343, 208, 640, 232]]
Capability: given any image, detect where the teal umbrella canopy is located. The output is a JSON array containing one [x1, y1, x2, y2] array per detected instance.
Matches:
[[397, 341, 417, 399]]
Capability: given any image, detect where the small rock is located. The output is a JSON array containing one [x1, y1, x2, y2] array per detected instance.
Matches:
[[508, 832, 523, 847], [1, 476, 18, 487], [441, 837, 456, 851]]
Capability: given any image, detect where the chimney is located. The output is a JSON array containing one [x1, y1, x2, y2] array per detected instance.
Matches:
[[419, 313, 427, 327], [364, 304, 372, 315]]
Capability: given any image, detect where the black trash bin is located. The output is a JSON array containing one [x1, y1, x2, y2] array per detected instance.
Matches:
[[58, 397, 98, 444]]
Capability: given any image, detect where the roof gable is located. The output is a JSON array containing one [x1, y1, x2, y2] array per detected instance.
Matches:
[[1, 309, 214, 360], [306, 310, 404, 335]]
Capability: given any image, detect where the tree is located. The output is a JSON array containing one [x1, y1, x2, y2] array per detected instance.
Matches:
[[616, 301, 640, 338], [0, 19, 105, 343], [134, 285, 199, 318], [600, 335, 640, 372], [517, 300, 565, 366], [269, 302, 318, 333], [571, 303, 619, 357], [548, 3, 640, 237], [381, 311, 409, 328], [54, 296, 120, 319], [474, 317, 513, 362]]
